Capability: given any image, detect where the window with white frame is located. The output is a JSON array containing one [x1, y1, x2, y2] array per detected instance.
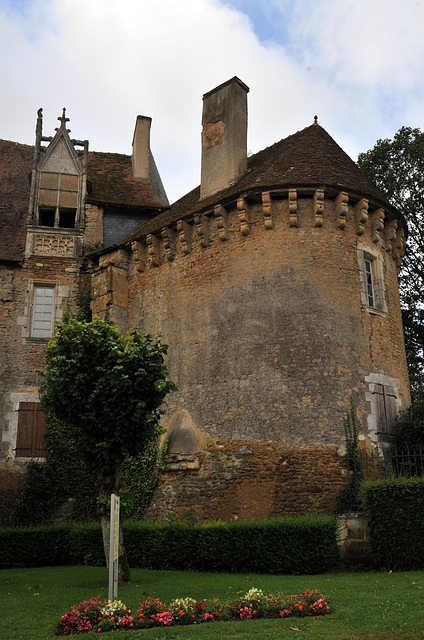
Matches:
[[357, 245, 387, 314], [31, 285, 56, 338]]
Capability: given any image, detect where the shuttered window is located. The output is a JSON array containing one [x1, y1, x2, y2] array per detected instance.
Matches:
[[372, 384, 397, 443], [15, 402, 47, 457]]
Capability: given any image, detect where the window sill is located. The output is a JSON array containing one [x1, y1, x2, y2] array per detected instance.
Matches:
[[365, 306, 387, 317], [25, 337, 51, 345]]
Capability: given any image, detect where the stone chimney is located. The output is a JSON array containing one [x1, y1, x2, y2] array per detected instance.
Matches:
[[200, 77, 249, 199], [132, 115, 152, 180]]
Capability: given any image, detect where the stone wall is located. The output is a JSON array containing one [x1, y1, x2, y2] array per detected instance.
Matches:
[[91, 186, 409, 519], [0, 254, 82, 460], [146, 438, 348, 520]]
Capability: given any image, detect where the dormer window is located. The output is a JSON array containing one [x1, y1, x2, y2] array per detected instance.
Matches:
[[28, 108, 88, 235]]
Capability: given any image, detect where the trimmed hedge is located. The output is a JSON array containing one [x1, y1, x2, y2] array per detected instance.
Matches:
[[361, 477, 424, 569], [0, 524, 71, 568], [0, 515, 339, 574]]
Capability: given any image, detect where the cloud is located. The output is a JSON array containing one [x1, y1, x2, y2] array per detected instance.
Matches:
[[1, 0, 424, 202]]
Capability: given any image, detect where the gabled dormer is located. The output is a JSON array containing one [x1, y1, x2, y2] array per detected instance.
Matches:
[[26, 108, 88, 258]]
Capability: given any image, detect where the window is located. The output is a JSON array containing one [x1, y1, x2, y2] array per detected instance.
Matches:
[[38, 207, 76, 229], [364, 258, 375, 307], [38, 208, 55, 227], [358, 245, 387, 313], [37, 170, 79, 228], [31, 285, 55, 338], [372, 384, 397, 443], [15, 402, 47, 457], [58, 208, 76, 228]]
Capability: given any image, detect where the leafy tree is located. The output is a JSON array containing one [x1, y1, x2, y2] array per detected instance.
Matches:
[[40, 317, 176, 582], [358, 127, 424, 400], [390, 397, 424, 477]]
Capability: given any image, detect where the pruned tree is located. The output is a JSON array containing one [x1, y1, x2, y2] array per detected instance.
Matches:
[[358, 127, 424, 399], [40, 317, 176, 582]]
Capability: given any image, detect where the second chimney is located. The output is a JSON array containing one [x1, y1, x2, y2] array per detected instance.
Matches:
[[200, 77, 249, 199], [132, 115, 152, 180]]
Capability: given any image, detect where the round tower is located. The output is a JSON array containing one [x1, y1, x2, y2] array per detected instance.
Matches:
[[91, 78, 409, 519]]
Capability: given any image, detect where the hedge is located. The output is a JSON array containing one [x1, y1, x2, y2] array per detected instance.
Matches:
[[361, 477, 424, 569], [0, 515, 339, 574]]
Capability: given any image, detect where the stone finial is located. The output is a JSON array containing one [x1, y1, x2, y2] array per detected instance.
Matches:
[[56, 107, 70, 132], [314, 115, 318, 124]]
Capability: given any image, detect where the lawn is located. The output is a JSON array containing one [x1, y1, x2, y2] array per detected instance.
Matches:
[[2, 566, 424, 640]]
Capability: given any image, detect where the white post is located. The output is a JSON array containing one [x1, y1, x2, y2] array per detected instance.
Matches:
[[108, 493, 120, 601]]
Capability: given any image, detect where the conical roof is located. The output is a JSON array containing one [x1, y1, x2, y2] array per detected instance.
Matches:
[[124, 122, 403, 243]]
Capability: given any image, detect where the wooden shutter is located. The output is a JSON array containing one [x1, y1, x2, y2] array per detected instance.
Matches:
[[15, 402, 47, 457], [373, 384, 397, 443]]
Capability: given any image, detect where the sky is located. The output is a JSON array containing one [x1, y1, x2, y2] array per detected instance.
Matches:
[[1, 0, 424, 204]]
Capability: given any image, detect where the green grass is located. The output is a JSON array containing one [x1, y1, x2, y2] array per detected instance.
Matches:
[[2, 566, 424, 639]]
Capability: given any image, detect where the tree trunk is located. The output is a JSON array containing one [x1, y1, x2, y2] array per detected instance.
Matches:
[[98, 472, 131, 585]]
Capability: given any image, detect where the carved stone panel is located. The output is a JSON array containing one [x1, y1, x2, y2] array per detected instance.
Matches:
[[35, 233, 74, 257]]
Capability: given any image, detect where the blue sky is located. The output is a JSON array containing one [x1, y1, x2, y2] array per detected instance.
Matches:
[[1, 0, 423, 203]]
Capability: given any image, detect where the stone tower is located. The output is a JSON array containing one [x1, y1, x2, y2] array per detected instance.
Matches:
[[90, 77, 409, 520]]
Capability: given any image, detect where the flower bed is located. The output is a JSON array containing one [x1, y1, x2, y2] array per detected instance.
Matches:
[[55, 587, 330, 634]]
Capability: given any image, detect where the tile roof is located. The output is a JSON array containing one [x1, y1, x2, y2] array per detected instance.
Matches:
[[0, 141, 168, 261], [120, 123, 405, 245], [0, 140, 33, 261], [87, 151, 168, 209]]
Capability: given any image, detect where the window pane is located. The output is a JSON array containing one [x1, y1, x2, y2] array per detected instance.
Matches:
[[32, 285, 55, 338], [364, 258, 375, 307]]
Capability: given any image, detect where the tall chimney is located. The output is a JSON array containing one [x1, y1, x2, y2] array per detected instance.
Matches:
[[200, 77, 249, 199], [132, 115, 152, 180]]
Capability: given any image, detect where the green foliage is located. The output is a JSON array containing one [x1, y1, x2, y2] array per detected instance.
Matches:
[[392, 397, 424, 448], [336, 401, 363, 513], [390, 397, 424, 476], [0, 515, 339, 573], [123, 515, 339, 575], [40, 318, 176, 487], [361, 477, 424, 569], [0, 523, 71, 568], [358, 127, 424, 399], [120, 439, 166, 519], [0, 464, 25, 527], [67, 522, 105, 566], [12, 414, 97, 527]]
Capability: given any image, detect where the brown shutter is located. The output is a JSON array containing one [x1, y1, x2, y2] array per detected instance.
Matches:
[[384, 386, 397, 442], [16, 403, 47, 457], [372, 384, 397, 444]]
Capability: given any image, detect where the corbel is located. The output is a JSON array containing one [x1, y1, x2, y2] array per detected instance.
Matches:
[[384, 219, 398, 254], [193, 213, 209, 247], [335, 191, 348, 229], [370, 208, 385, 244], [288, 189, 298, 227], [177, 219, 192, 254], [214, 204, 228, 241], [146, 233, 160, 267], [237, 197, 249, 236], [262, 191, 273, 229], [161, 227, 176, 261], [354, 199, 368, 235], [313, 189, 325, 227], [392, 227, 406, 267], [131, 241, 146, 273]]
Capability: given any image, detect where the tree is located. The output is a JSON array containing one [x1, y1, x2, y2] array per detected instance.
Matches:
[[40, 317, 176, 582], [357, 127, 424, 399]]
